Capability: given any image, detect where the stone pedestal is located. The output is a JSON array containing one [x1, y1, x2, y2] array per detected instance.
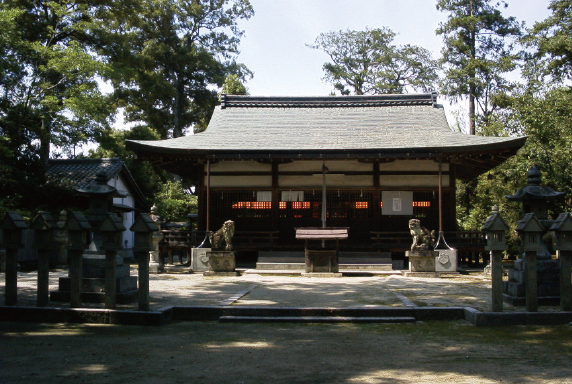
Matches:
[[51, 251, 138, 304], [204, 251, 239, 276], [406, 250, 438, 272], [149, 231, 163, 274], [191, 247, 211, 272], [503, 258, 560, 306], [435, 249, 458, 272], [305, 249, 339, 273]]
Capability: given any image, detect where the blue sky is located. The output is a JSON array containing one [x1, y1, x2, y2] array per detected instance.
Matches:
[[235, 0, 553, 97]]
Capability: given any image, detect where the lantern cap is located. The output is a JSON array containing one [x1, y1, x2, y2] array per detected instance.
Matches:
[[0, 211, 28, 230], [550, 212, 572, 232], [98, 212, 126, 232], [516, 212, 544, 233], [31, 212, 57, 230], [482, 205, 510, 232], [506, 166, 565, 201], [131, 213, 159, 232], [64, 212, 92, 231]]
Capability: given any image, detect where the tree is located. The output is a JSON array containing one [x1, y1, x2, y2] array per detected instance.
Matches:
[[221, 74, 249, 95], [308, 28, 439, 95], [530, 0, 572, 82], [0, 0, 114, 214], [96, 0, 254, 138], [436, 0, 522, 134]]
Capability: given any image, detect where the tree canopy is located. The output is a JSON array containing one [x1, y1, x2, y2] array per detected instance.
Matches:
[[309, 28, 439, 95], [436, 0, 522, 134]]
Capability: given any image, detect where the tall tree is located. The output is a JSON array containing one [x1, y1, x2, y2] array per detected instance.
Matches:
[[436, 0, 522, 134], [530, 0, 572, 82], [308, 28, 439, 95], [97, 0, 254, 138], [0, 0, 113, 214]]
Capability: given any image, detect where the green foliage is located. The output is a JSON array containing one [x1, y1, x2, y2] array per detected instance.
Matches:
[[153, 180, 197, 222], [436, 0, 523, 134], [96, 0, 254, 137], [221, 74, 249, 95], [531, 0, 572, 82], [308, 27, 439, 95]]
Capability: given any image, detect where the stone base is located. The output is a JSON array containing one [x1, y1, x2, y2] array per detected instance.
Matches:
[[191, 248, 211, 272], [50, 289, 139, 304], [203, 271, 241, 277], [305, 249, 339, 273], [405, 250, 438, 272], [503, 258, 561, 306], [207, 251, 236, 273], [163, 265, 192, 274], [402, 271, 461, 278], [149, 261, 163, 274], [301, 272, 343, 278]]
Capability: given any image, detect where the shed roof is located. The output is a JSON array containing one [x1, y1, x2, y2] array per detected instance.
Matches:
[[126, 94, 526, 180], [47, 158, 146, 208]]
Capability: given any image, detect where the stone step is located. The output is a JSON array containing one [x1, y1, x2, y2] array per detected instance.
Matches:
[[218, 316, 416, 324], [255, 262, 393, 271]]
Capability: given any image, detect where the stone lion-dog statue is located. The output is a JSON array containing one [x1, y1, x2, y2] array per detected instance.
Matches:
[[211, 220, 235, 251], [409, 218, 435, 251]]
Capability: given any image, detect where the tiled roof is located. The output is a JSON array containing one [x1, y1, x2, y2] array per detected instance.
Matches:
[[47, 158, 124, 190], [127, 94, 524, 154]]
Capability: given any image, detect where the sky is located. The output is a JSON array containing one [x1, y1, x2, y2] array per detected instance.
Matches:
[[234, 0, 554, 97]]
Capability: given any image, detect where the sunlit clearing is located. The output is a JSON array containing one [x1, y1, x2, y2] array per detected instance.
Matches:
[[348, 370, 500, 384], [203, 341, 274, 349], [59, 364, 110, 377]]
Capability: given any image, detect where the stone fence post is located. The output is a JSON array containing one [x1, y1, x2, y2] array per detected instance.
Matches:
[[0, 212, 28, 306], [482, 205, 510, 312], [131, 213, 160, 311], [550, 213, 572, 312], [31, 212, 57, 307]]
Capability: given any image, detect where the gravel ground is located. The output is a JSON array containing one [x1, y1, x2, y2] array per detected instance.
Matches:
[[0, 267, 557, 312]]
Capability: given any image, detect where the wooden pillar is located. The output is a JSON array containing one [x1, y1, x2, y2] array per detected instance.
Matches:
[[271, 161, 279, 233], [490, 250, 504, 312], [373, 162, 381, 231], [525, 250, 538, 312], [559, 250, 572, 311]]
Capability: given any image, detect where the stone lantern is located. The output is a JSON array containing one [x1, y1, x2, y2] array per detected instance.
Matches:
[[98, 212, 125, 309], [98, 213, 125, 251], [0, 211, 28, 306], [31, 212, 57, 307], [0, 211, 28, 249], [482, 205, 509, 312], [131, 213, 160, 311], [31, 212, 56, 250], [551, 212, 572, 251], [504, 167, 565, 308], [64, 212, 91, 250], [550, 212, 572, 311], [131, 213, 159, 252], [482, 205, 510, 252], [516, 213, 545, 252]]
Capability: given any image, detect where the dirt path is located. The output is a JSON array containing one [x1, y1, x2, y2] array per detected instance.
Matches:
[[1, 320, 572, 384]]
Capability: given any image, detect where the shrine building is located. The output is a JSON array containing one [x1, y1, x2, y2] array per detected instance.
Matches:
[[126, 93, 526, 264]]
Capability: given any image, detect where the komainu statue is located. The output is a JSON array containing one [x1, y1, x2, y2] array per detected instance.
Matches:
[[409, 219, 435, 251], [211, 220, 235, 251]]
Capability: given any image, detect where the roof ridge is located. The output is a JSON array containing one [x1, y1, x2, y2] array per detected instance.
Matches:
[[220, 93, 438, 109]]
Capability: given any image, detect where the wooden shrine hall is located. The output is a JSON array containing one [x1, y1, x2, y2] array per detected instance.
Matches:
[[126, 93, 526, 267]]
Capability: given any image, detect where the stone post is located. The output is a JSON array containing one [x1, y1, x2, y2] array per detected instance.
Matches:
[[550, 212, 572, 311], [0, 212, 28, 306], [64, 212, 91, 308], [149, 205, 164, 274], [54, 210, 68, 266], [482, 205, 510, 312], [99, 213, 126, 310], [516, 213, 544, 312], [131, 213, 159, 311], [31, 212, 57, 307]]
